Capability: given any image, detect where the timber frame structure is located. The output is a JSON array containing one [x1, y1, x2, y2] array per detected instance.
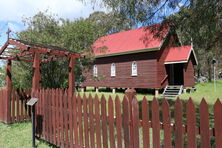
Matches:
[[0, 33, 81, 101]]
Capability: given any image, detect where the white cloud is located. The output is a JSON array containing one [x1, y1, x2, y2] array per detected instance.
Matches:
[[0, 0, 105, 22], [8, 22, 22, 32]]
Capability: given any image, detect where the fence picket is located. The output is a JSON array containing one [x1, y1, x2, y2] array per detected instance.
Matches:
[[59, 89, 65, 147], [214, 99, 222, 148], [186, 98, 197, 148], [152, 98, 160, 148], [101, 95, 108, 148], [55, 89, 60, 146], [73, 94, 78, 145], [132, 98, 140, 148], [122, 95, 130, 148], [11, 89, 15, 122], [175, 98, 183, 148], [64, 91, 69, 146], [89, 94, 95, 148], [108, 96, 115, 148], [16, 90, 20, 122], [83, 94, 89, 148], [115, 95, 122, 148], [77, 93, 83, 146], [142, 97, 150, 148], [199, 98, 210, 148], [162, 98, 171, 148], [68, 92, 74, 147], [51, 89, 56, 144], [95, 95, 101, 148]]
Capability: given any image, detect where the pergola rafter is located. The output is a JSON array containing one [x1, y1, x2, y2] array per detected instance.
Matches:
[[0, 36, 81, 104]]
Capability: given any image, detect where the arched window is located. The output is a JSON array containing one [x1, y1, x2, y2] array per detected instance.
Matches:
[[93, 65, 97, 77], [111, 63, 116, 77], [131, 61, 137, 76]]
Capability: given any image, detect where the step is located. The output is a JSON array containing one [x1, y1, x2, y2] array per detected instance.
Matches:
[[163, 85, 183, 98]]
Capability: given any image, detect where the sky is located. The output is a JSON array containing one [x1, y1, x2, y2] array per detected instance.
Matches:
[[0, 0, 105, 45]]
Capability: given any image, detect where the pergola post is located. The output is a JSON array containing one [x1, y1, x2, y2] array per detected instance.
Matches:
[[68, 56, 75, 96], [6, 60, 12, 123], [32, 53, 41, 94]]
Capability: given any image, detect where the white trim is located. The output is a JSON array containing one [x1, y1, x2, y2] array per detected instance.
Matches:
[[190, 47, 198, 65], [131, 61, 137, 76], [164, 60, 188, 64], [93, 65, 98, 77], [111, 63, 116, 77]]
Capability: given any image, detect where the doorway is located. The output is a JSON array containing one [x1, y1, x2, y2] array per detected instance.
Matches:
[[166, 63, 184, 85]]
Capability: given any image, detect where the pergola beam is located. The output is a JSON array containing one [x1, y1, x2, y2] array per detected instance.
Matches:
[[0, 41, 9, 55], [0, 56, 33, 62]]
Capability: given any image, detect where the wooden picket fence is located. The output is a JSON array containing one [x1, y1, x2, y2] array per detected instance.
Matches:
[[31, 89, 222, 148], [0, 89, 32, 123]]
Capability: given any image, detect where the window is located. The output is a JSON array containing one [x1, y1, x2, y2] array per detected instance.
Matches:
[[93, 65, 97, 77], [131, 61, 137, 76], [111, 63, 116, 77]]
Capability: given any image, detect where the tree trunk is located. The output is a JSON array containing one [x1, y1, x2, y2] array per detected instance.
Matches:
[[207, 60, 212, 82]]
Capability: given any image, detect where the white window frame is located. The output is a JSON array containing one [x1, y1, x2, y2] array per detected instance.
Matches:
[[93, 65, 98, 77], [111, 63, 116, 77], [131, 61, 137, 76]]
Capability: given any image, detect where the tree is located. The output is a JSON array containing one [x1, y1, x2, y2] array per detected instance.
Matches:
[[87, 11, 134, 34], [14, 11, 103, 89]]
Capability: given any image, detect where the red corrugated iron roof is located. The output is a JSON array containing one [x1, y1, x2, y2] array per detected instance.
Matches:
[[93, 24, 169, 57], [164, 45, 198, 65]]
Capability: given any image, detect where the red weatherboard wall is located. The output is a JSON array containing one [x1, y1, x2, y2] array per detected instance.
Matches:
[[156, 34, 179, 88], [82, 51, 158, 89], [184, 57, 195, 87]]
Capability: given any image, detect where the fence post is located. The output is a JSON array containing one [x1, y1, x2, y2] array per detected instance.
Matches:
[[125, 88, 136, 148], [6, 60, 12, 123]]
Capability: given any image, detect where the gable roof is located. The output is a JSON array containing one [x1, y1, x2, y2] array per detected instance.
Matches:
[[93, 24, 170, 57], [164, 45, 198, 65]]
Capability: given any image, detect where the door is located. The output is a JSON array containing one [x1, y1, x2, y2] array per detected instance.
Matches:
[[166, 63, 184, 85]]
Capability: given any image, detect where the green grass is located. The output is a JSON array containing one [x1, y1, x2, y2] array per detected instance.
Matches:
[[79, 80, 222, 105], [180, 80, 222, 105], [0, 122, 55, 148]]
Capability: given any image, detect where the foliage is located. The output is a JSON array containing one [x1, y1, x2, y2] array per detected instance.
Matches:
[[0, 64, 6, 88], [87, 11, 134, 34], [14, 11, 103, 89]]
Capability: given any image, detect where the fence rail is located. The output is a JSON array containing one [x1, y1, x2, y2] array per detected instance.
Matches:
[[29, 89, 222, 148]]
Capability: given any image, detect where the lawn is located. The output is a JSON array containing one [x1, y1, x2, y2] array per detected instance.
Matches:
[[78, 80, 222, 105], [180, 80, 222, 105], [0, 122, 55, 148]]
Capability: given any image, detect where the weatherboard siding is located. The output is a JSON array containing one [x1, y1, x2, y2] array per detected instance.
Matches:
[[82, 52, 158, 88], [156, 34, 177, 88], [184, 58, 195, 87]]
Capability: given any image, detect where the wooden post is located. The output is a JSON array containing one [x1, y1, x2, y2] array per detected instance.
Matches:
[[68, 56, 75, 96], [112, 88, 116, 94], [6, 60, 12, 123], [125, 88, 136, 147], [155, 88, 159, 97], [80, 87, 84, 92], [32, 53, 41, 94], [95, 87, 99, 93]]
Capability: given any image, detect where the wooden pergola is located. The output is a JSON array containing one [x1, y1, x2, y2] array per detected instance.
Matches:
[[0, 34, 81, 97]]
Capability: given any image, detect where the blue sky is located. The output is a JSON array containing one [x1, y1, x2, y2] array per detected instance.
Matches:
[[0, 0, 105, 46]]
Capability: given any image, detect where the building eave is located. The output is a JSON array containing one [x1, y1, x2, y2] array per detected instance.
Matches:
[[95, 47, 160, 58]]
